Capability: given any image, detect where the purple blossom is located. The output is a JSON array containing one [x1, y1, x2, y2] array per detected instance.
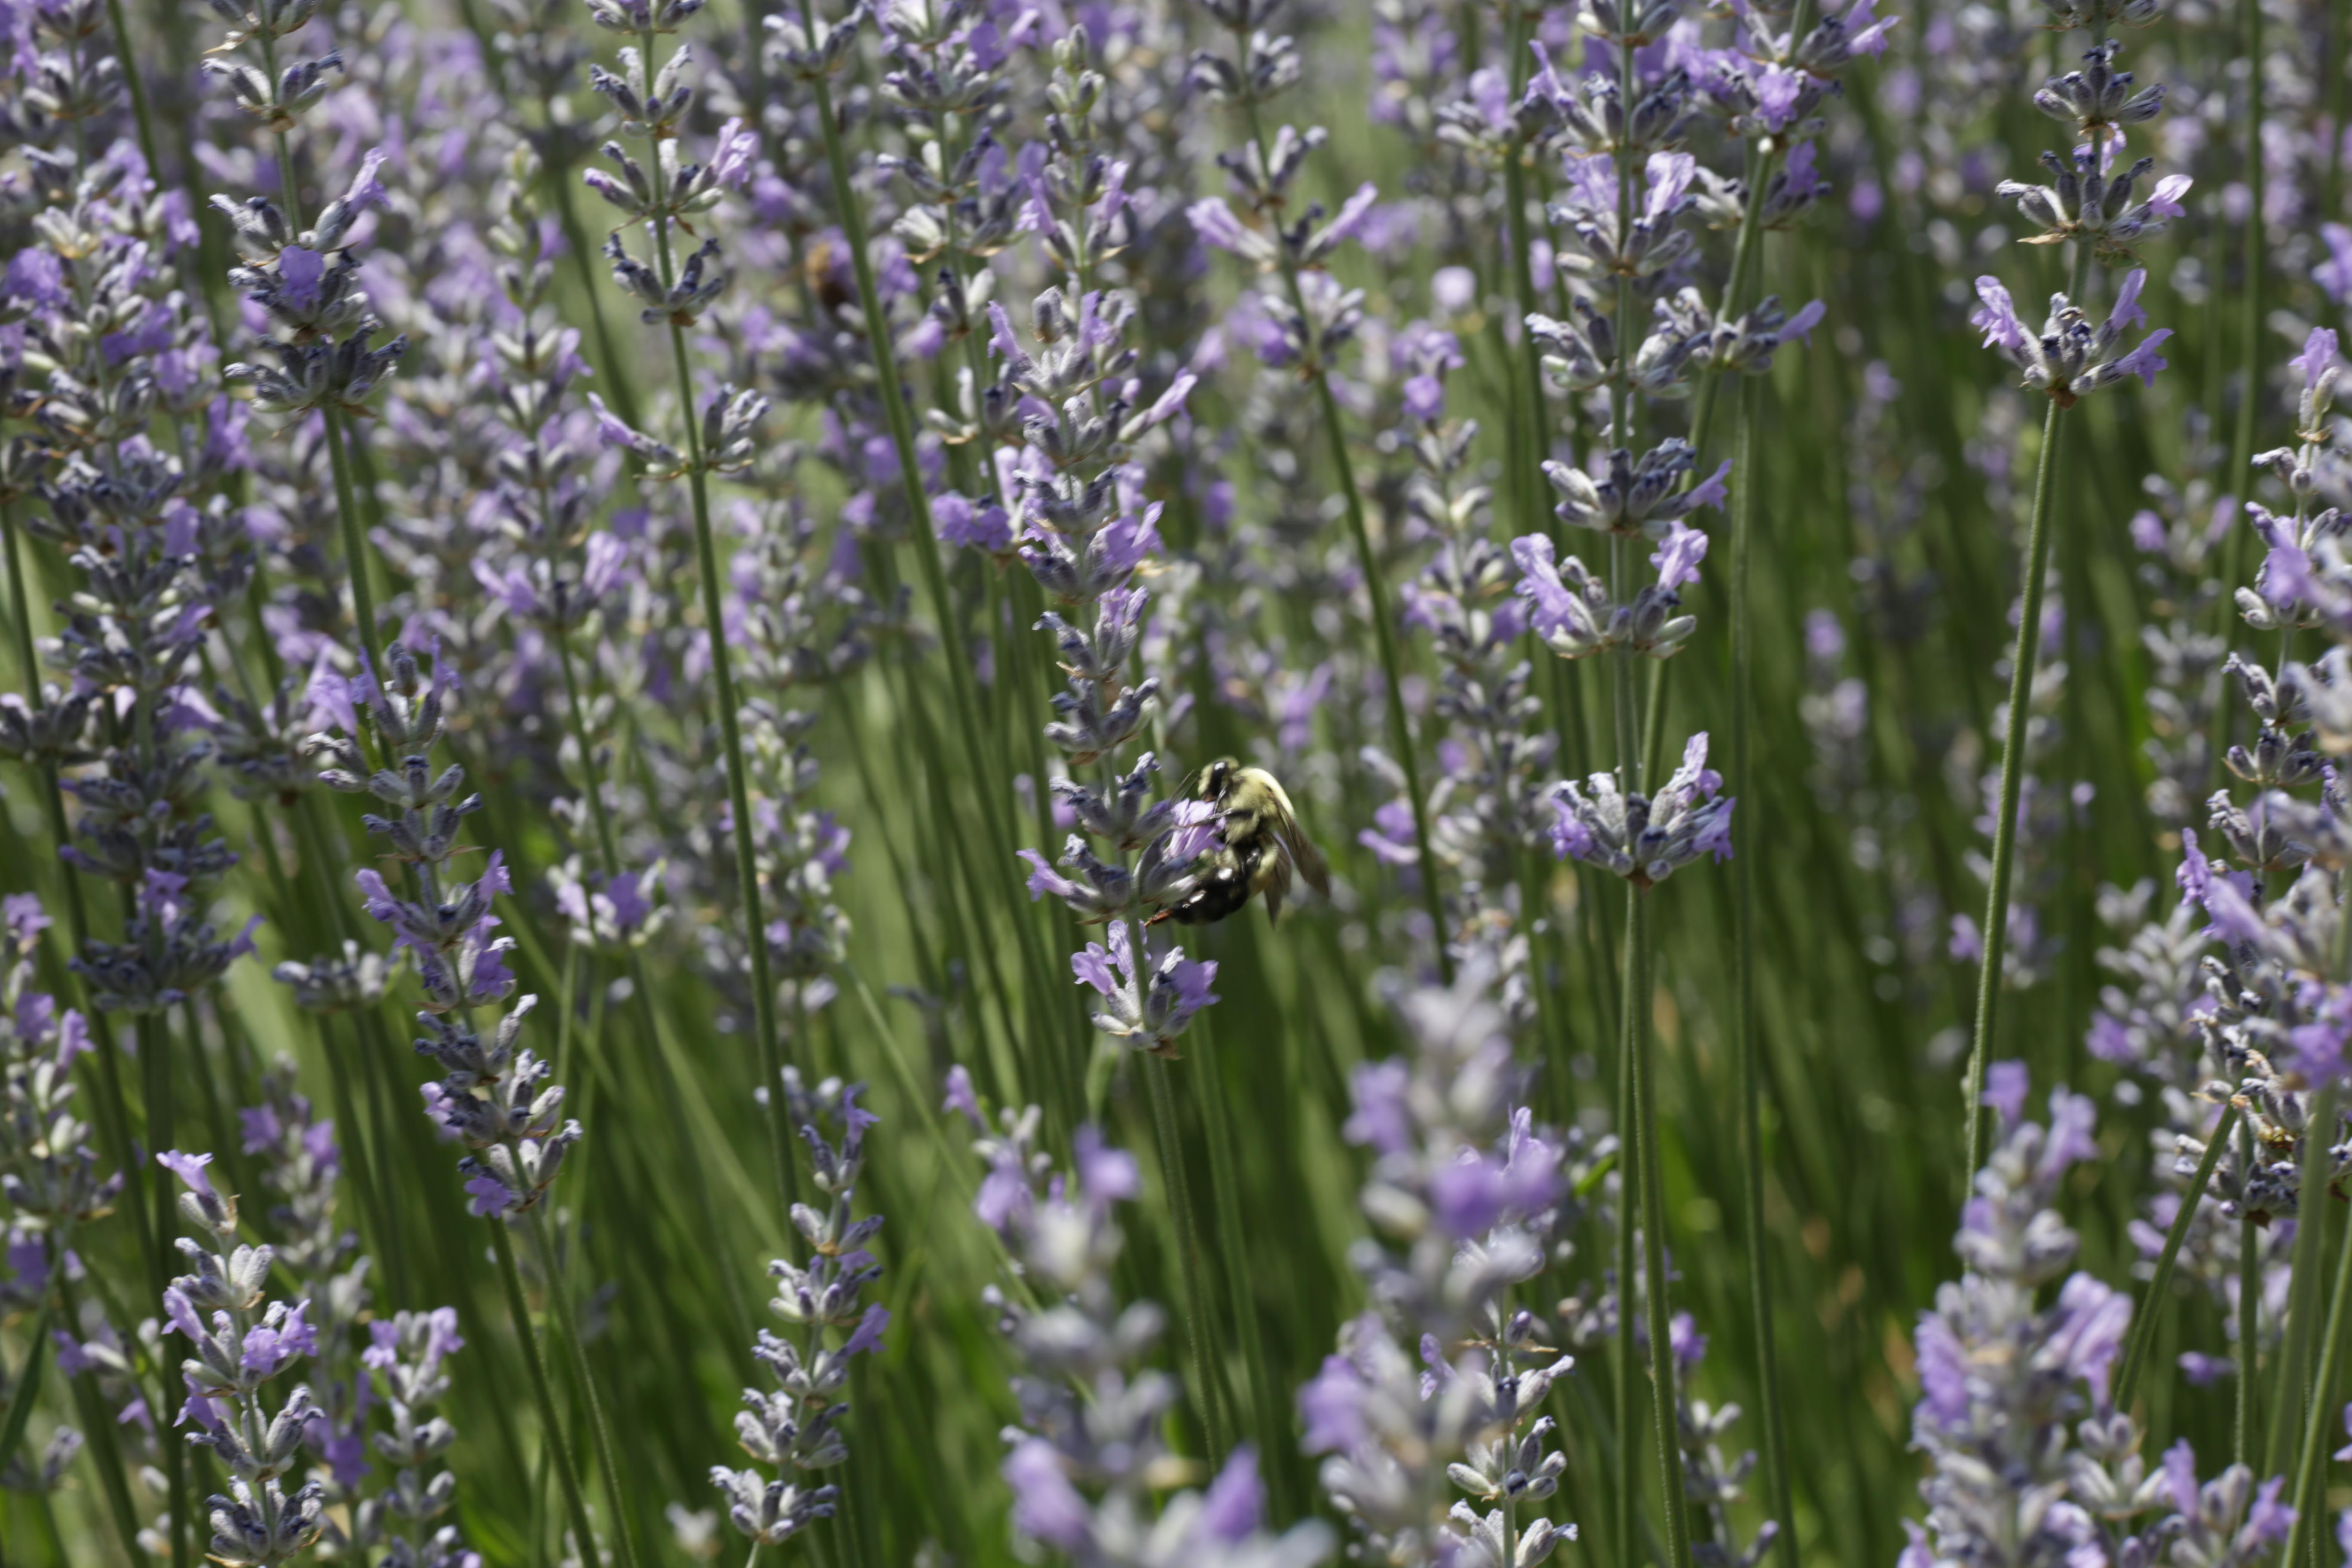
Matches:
[[1649, 519, 1709, 591], [1073, 1125, 1140, 1204], [1970, 277, 2028, 354], [1779, 298, 1828, 345], [940, 1066, 983, 1130], [2291, 325, 2339, 392], [238, 1301, 318, 1378], [1186, 198, 1259, 258], [1317, 182, 1382, 252], [1003, 1437, 1090, 1548], [2318, 222, 2352, 303], [158, 1149, 216, 1197], [161, 1285, 205, 1343], [2, 894, 48, 951], [707, 116, 758, 190], [1196, 1448, 1265, 1543], [841, 1303, 889, 1359], [341, 148, 390, 214]]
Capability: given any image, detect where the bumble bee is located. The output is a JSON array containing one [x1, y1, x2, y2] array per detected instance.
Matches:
[[1152, 758, 1330, 926]]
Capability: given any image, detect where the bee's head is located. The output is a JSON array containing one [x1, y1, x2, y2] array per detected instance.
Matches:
[[1200, 757, 1237, 799]]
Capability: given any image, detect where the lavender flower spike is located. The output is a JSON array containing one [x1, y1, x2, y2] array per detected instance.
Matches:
[[1550, 733, 1736, 885], [958, 1090, 1334, 1568], [1901, 1069, 2297, 1568], [157, 1149, 328, 1566], [1969, 269, 2172, 407], [1306, 960, 1584, 1565], [710, 1073, 885, 1550]]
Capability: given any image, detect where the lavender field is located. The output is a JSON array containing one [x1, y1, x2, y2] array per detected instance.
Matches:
[[0, 0, 2346, 1560]]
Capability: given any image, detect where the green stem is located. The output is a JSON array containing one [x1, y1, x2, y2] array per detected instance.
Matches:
[[1726, 371, 1795, 1568], [544, 133, 645, 440], [621, 18, 796, 1207], [0, 1288, 54, 1477], [319, 406, 384, 651], [2280, 1167, 2352, 1565], [1500, 7, 1550, 536], [1192, 1032, 1289, 1516], [2225, 0, 2266, 491], [1231, 80, 1450, 978], [679, 423, 796, 1197], [1321, 370, 1452, 971], [1613, 879, 1639, 1568], [2265, 1088, 2339, 1480], [2238, 1116, 2261, 1464], [1638, 119, 1796, 790], [98, 0, 162, 183], [0, 510, 133, 1185], [1144, 1054, 1229, 1457], [490, 1216, 606, 1568], [1, 507, 146, 1249], [352, 1008, 414, 1303], [313, 1011, 395, 1286], [1628, 887, 1694, 1568], [558, 616, 770, 1339], [527, 1208, 643, 1568], [138, 1011, 191, 1568], [2113, 1104, 2239, 1413], [1961, 389, 2068, 1181], [795, 40, 1069, 1089], [53, 1264, 141, 1563]]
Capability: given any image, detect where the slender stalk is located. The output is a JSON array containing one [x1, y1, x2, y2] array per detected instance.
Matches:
[[542, 140, 645, 440], [1960, 389, 2067, 1180], [53, 1262, 143, 1562], [527, 1208, 643, 1568], [2225, 0, 2266, 490], [2237, 1116, 2260, 1464], [2264, 1087, 2339, 1479], [554, 621, 770, 1336], [793, 23, 1072, 1086], [490, 1216, 607, 1568], [1144, 1054, 1230, 1457], [252, 27, 387, 657], [2113, 1104, 2239, 1413], [1, 505, 148, 1263], [319, 407, 384, 651], [1609, 539, 1639, 787], [2279, 1176, 2352, 1565], [1612, 881, 1639, 1568], [0, 1283, 53, 1476], [625, 21, 795, 1207], [97, 0, 161, 183], [1726, 372, 1795, 1568], [1500, 0, 1550, 530], [350, 1009, 413, 1302], [1628, 886, 1694, 1568], [1231, 80, 1450, 978], [1637, 175, 1764, 789], [317, 1010, 397, 1295], [138, 1011, 192, 1568], [1191, 1033, 1289, 1516]]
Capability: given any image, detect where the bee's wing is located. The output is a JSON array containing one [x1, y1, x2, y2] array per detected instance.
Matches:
[[1289, 827, 1326, 903], [1287, 824, 1331, 899], [1261, 844, 1294, 924], [1262, 812, 1326, 922]]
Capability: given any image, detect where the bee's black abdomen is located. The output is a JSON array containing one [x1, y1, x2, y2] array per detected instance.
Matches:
[[1169, 832, 1272, 925], [1169, 861, 1254, 925]]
